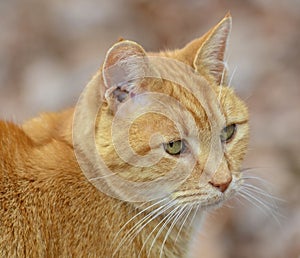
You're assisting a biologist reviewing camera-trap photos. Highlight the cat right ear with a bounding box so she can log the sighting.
[193,14,232,85]
[180,14,231,86]
[102,40,148,113]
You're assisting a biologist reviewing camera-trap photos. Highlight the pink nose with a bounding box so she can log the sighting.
[209,174,232,193]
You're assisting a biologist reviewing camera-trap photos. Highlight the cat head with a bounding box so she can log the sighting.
[73,14,249,208]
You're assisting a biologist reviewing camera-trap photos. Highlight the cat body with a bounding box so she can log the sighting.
[0,111,187,257]
[0,14,249,257]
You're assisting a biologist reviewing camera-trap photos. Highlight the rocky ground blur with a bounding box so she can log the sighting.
[0,0,299,257]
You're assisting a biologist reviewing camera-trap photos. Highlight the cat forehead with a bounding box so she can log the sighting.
[126,97,219,147]
[145,79,229,125]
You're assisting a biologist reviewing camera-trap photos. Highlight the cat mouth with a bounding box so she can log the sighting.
[173,188,236,209]
[174,194,226,209]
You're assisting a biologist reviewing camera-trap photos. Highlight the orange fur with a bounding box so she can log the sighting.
[0,14,249,257]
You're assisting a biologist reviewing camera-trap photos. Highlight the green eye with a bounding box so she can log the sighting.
[163,140,186,155]
[220,124,236,143]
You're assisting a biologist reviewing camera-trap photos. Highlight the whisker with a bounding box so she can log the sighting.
[238,189,281,225]
[237,169,284,227]
[228,65,237,88]
[223,201,235,209]
[241,183,284,202]
[240,169,276,189]
[127,201,174,244]
[146,205,181,258]
[240,186,283,220]
[238,191,269,216]
[241,167,267,172]
[187,203,201,230]
[241,175,274,187]
[174,204,193,245]
[113,199,172,256]
[218,72,226,102]
[157,207,183,258]
[240,188,276,210]
[112,198,167,244]
[232,194,249,207]
[159,205,188,258]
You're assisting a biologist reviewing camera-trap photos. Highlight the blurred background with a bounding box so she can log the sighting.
[0,0,299,257]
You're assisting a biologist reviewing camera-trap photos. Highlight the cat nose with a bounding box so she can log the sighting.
[209,172,232,193]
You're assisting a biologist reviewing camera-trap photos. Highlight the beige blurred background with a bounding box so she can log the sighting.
[0,0,299,257]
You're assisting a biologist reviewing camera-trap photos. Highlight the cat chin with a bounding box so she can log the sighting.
[183,198,225,211]
[202,198,228,211]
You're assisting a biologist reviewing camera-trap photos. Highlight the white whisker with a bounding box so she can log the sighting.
[238,189,281,226]
[174,204,193,245]
[159,205,187,258]
[127,201,174,244]
[218,69,226,102]
[242,183,284,202]
[232,194,248,207]
[238,191,269,215]
[240,186,283,222]
[146,205,181,258]
[241,175,274,187]
[187,203,201,230]
[240,188,276,211]
[113,199,172,256]
[113,198,167,244]
[228,65,237,88]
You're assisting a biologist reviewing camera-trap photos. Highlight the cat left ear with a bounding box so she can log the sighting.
[193,14,232,85]
[102,40,148,112]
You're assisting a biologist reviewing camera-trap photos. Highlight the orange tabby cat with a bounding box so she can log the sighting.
[0,14,249,257]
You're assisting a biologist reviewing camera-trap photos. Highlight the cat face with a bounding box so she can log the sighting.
[74,14,249,208]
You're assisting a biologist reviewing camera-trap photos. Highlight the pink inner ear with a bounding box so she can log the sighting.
[102,43,148,91]
[104,42,145,69]
[102,41,149,114]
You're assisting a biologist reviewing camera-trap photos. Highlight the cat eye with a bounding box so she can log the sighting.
[220,124,236,143]
[163,140,186,155]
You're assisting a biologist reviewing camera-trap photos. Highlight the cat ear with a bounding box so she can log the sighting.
[193,14,232,85]
[102,40,148,112]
